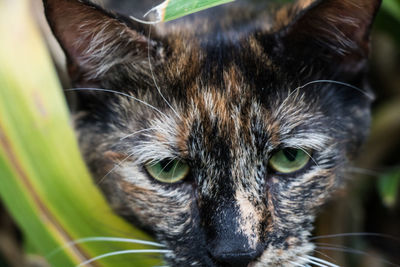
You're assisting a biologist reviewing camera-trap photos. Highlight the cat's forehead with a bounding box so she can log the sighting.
[188,87,327,142]
[133,79,330,168]
[159,33,276,110]
[163,31,274,81]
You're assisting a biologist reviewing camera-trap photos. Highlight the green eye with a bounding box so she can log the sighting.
[145,159,189,183]
[269,148,311,174]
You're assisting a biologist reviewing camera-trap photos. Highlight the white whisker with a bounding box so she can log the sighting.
[289,260,307,267]
[65,88,165,116]
[306,255,340,267]
[293,79,374,100]
[315,246,399,266]
[97,151,135,185]
[171,158,182,178]
[316,246,365,255]
[147,27,180,118]
[293,145,319,167]
[136,140,177,147]
[156,157,178,178]
[120,127,161,141]
[47,237,164,258]
[346,166,380,177]
[314,242,351,248]
[299,256,328,267]
[310,232,399,241]
[70,237,164,247]
[311,250,337,264]
[77,249,172,266]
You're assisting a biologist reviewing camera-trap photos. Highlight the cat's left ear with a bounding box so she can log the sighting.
[274,0,381,74]
[43,0,162,83]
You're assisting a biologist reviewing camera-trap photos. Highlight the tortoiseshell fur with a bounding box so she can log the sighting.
[44,0,381,265]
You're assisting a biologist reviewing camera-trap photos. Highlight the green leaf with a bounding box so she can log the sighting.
[147,0,235,22]
[382,0,400,23]
[378,168,400,208]
[0,1,163,266]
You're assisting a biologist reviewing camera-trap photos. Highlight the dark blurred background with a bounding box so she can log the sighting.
[313,3,400,265]
[0,0,399,266]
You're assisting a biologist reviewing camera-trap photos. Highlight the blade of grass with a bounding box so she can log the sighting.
[0,1,161,266]
[378,168,400,208]
[146,0,234,22]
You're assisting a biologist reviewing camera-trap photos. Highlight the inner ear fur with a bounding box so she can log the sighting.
[277,0,381,70]
[43,0,160,83]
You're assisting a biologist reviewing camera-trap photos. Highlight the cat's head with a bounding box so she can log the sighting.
[44,0,380,266]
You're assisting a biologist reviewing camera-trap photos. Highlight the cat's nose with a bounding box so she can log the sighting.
[209,246,261,267]
[203,200,263,266]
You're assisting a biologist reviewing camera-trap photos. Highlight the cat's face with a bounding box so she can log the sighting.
[44,0,380,266]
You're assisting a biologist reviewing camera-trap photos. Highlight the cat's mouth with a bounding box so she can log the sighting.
[162,235,315,267]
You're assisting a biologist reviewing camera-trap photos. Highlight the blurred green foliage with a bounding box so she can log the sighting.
[378,169,400,207]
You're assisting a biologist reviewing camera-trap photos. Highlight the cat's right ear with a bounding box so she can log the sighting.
[43,0,161,84]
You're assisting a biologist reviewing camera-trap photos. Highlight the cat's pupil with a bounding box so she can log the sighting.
[160,159,174,172]
[283,148,298,162]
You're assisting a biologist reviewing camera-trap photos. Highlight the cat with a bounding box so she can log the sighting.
[43,0,381,266]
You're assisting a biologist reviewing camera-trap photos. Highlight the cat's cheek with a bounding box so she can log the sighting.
[100,163,212,265]
[120,183,192,229]
[295,171,338,208]
[265,171,336,237]
[273,167,339,205]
